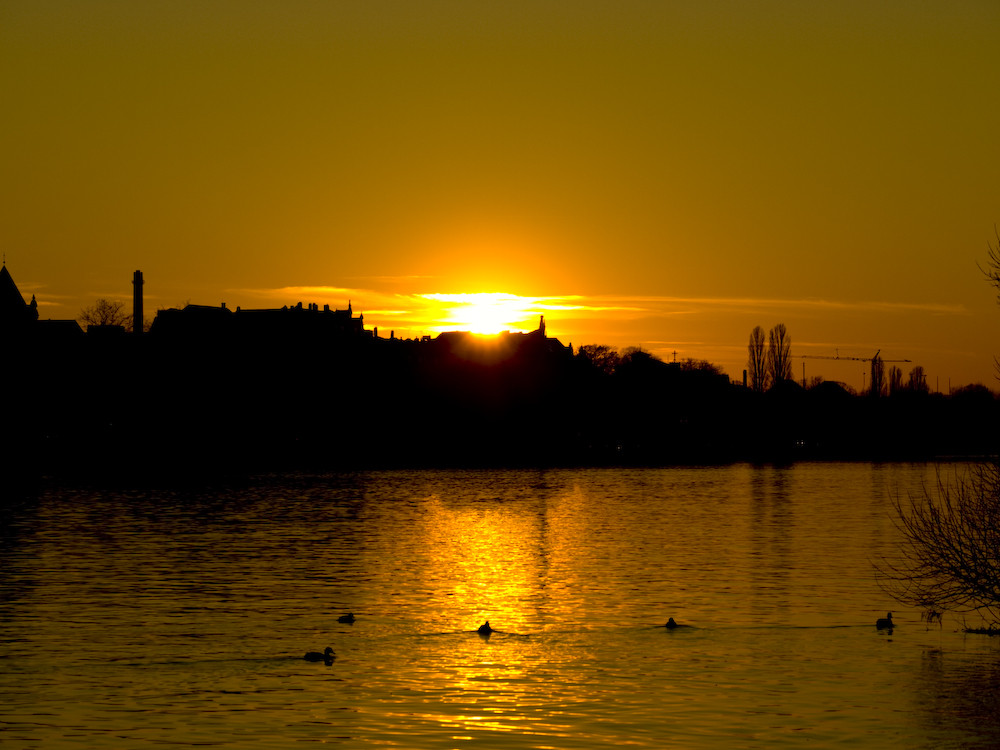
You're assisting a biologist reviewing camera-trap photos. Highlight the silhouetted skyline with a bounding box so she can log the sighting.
[3,262,997,485]
[3,2,1000,391]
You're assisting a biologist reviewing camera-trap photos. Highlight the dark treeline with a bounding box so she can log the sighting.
[4,312,998,485]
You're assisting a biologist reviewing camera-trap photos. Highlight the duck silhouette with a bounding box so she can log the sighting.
[478,621,494,635]
[338,613,355,624]
[304,647,335,662]
[663,617,691,630]
[875,612,894,629]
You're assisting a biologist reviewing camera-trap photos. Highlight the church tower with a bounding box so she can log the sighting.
[0,262,39,327]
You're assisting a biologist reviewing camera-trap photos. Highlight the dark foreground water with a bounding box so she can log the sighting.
[2,463,999,748]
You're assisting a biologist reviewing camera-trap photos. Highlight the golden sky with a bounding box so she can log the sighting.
[3,1,1000,390]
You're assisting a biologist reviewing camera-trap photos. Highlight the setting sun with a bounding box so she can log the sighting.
[421,293,541,335]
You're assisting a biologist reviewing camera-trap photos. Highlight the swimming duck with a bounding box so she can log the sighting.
[665,617,681,629]
[304,647,335,662]
[338,613,355,623]
[875,612,893,629]
[478,620,493,635]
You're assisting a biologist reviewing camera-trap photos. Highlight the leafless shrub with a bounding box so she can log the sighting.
[876,461,1000,629]
[80,298,132,329]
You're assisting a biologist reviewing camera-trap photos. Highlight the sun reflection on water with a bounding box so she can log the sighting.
[421,490,545,634]
[399,483,584,742]
[8,466,1000,748]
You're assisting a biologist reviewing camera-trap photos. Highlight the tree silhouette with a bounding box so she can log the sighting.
[620,346,661,367]
[982,225,1000,378]
[578,344,621,376]
[80,298,132,329]
[876,463,1000,628]
[870,355,886,397]
[888,365,903,394]
[979,225,1000,305]
[80,298,151,332]
[680,357,723,375]
[907,365,928,393]
[747,325,769,392]
[766,323,792,385]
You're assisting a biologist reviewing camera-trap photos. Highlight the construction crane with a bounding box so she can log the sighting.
[798,350,911,395]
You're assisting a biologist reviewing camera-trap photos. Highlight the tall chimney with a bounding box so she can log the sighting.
[132,270,144,334]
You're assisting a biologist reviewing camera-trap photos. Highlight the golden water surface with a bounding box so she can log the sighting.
[2,464,999,748]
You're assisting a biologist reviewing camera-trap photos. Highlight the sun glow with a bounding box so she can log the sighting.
[421,293,543,335]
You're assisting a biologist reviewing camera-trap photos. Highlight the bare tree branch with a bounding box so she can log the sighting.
[977,225,1000,306]
[875,462,1000,628]
[80,298,132,329]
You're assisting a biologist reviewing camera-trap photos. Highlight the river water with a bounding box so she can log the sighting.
[2,463,999,748]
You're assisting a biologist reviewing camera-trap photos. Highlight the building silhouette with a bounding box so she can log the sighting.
[149,299,367,343]
[0,263,39,327]
[0,262,84,343]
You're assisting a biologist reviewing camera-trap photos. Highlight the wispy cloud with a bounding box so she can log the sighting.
[220,287,969,337]
[346,275,438,284]
[24,289,76,312]
[226,285,358,301]
[573,295,970,317]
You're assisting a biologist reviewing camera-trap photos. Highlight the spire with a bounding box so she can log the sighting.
[0,264,37,323]
[1,264,25,305]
